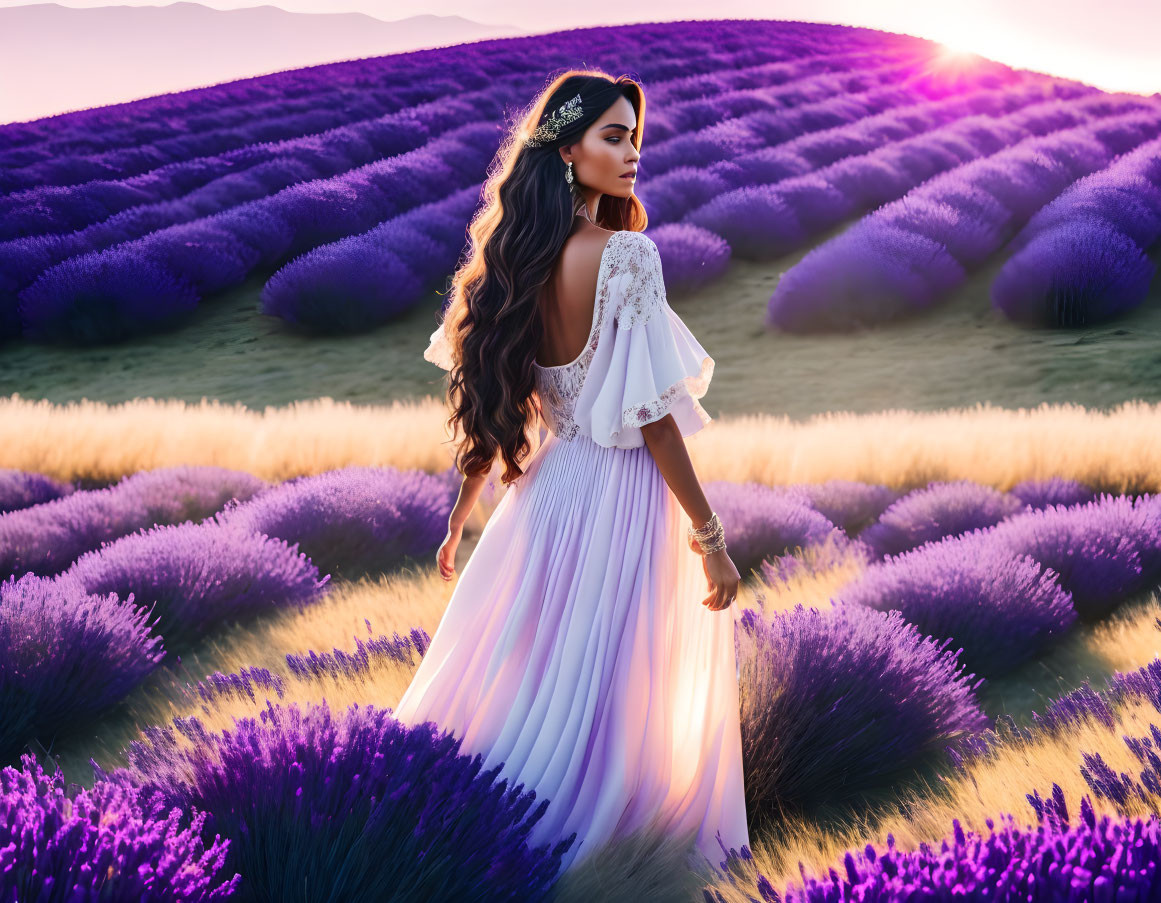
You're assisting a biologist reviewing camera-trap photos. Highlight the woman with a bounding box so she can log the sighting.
[393,69,750,876]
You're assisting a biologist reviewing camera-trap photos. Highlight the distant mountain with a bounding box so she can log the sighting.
[0,2,519,125]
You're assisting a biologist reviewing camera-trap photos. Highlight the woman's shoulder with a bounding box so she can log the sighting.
[570,224,654,255]
[555,224,618,279]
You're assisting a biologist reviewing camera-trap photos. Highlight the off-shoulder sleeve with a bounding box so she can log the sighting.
[424,320,455,371]
[575,232,714,449]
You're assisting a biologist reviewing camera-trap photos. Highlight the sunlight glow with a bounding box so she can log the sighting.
[935,39,983,61]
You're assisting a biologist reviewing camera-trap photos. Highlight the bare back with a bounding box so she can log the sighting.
[535,224,617,369]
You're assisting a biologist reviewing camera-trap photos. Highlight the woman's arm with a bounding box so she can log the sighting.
[449,470,489,531]
[437,468,488,581]
[640,414,713,527]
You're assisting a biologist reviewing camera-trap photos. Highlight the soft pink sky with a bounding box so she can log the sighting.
[14,0,1157,95]
[0,0,1156,124]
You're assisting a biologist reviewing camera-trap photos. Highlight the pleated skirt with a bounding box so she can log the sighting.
[392,428,750,874]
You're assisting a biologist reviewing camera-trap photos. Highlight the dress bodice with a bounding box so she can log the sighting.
[424,229,714,450]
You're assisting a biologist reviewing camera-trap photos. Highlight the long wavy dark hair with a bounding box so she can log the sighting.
[434,69,649,485]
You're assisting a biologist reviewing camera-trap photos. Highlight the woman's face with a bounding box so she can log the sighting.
[559,94,640,201]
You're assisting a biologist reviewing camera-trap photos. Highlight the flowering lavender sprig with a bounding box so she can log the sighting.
[0,752,239,900]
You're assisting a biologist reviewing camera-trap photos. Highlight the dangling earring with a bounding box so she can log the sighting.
[564,161,574,185]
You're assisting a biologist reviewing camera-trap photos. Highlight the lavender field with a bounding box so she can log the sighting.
[4,14,1161,902]
[1,394,1160,900]
[3,20,1161,413]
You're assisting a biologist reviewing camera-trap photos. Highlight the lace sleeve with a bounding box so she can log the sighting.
[575,233,714,448]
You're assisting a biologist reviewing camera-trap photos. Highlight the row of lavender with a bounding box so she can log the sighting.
[767,117,1161,331]
[276,72,1150,333]
[10,21,1159,344]
[5,461,1158,785]
[9,559,1161,900]
[0,462,1112,585]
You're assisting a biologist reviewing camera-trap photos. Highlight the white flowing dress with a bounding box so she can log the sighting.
[394,229,750,874]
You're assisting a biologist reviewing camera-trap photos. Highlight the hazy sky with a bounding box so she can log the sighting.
[4,0,1159,97]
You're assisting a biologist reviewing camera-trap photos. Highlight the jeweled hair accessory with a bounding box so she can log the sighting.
[525,93,584,147]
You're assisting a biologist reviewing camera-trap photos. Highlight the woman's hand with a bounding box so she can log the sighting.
[437,524,462,581]
[700,547,740,612]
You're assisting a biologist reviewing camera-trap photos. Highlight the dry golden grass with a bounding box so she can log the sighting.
[2,395,1159,494]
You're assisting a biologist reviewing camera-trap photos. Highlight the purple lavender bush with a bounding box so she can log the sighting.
[0,465,268,579]
[785,480,902,537]
[0,468,75,514]
[769,221,963,330]
[992,134,1161,326]
[213,465,452,580]
[857,479,1026,559]
[686,184,810,260]
[705,480,849,579]
[17,250,202,343]
[736,601,988,815]
[638,166,733,226]
[648,223,732,294]
[1008,476,1097,510]
[834,532,1077,676]
[0,572,165,763]
[259,206,457,333]
[992,217,1156,327]
[711,798,1161,903]
[120,699,574,902]
[64,520,329,649]
[987,493,1161,619]
[0,752,239,900]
